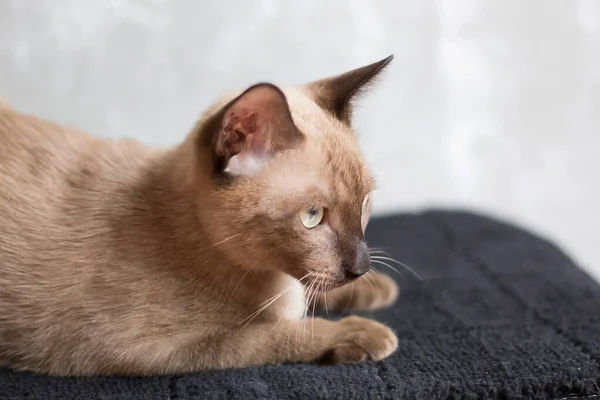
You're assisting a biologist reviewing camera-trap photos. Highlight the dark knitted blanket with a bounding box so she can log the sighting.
[1,211,599,400]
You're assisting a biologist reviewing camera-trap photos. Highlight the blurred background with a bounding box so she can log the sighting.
[0,1,598,280]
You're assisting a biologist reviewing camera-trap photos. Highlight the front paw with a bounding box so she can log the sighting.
[321,316,398,364]
[358,272,399,310]
[331,272,399,312]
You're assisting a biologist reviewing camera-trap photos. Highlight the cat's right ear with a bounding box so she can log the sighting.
[196,83,304,178]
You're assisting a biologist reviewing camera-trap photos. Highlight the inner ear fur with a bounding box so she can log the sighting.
[196,83,304,178]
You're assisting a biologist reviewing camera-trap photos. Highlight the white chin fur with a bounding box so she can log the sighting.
[271,275,307,320]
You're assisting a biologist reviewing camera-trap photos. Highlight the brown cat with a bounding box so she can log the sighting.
[0,56,399,377]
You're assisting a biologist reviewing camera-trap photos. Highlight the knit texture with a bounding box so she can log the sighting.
[1,211,599,400]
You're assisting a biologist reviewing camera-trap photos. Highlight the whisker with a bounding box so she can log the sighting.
[304,277,316,320]
[311,290,317,344]
[370,259,406,279]
[304,284,313,346]
[269,300,294,340]
[240,292,285,329]
[299,274,316,348]
[369,251,389,257]
[202,233,242,250]
[240,273,311,329]
[363,270,376,289]
[370,250,423,280]
[307,278,318,343]
[370,255,422,280]
[368,247,389,254]
[323,286,329,318]
[369,247,387,252]
[232,259,259,294]
[280,272,312,357]
[341,283,355,314]
[285,318,292,359]
[269,274,309,345]
[368,272,378,288]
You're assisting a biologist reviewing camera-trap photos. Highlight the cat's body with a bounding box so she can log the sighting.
[0,57,399,376]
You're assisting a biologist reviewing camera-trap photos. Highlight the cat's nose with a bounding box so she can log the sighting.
[343,240,371,280]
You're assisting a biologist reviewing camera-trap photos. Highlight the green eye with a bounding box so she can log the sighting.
[299,207,324,229]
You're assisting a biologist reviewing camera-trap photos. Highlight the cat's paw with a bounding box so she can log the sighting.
[355,272,399,311]
[323,272,399,312]
[321,316,398,363]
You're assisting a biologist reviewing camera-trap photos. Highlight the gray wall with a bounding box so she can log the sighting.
[1,0,599,279]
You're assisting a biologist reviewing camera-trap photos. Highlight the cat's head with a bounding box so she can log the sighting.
[193,56,392,291]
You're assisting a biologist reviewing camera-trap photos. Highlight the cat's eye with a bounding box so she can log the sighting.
[299,207,324,229]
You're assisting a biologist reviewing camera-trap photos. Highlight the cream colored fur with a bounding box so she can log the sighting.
[0,58,399,376]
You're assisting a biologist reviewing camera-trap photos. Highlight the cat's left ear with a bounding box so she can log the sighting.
[200,83,304,178]
[306,55,393,126]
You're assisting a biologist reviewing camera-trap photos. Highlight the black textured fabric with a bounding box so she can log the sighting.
[1,211,599,400]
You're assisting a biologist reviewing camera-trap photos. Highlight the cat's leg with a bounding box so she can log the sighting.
[171,315,398,372]
[39,315,397,376]
[311,271,399,313]
[81,277,398,376]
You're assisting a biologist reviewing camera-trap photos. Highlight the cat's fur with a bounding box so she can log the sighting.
[0,56,399,377]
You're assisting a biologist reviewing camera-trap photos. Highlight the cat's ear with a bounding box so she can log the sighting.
[306,55,393,126]
[200,83,304,177]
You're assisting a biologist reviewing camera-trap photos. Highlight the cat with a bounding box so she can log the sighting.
[0,56,399,377]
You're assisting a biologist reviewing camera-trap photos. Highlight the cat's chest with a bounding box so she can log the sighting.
[267,274,306,320]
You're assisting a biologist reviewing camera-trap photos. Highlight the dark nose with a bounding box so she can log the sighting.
[342,240,371,280]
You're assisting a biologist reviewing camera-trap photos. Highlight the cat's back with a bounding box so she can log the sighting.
[0,105,91,185]
[0,105,154,267]
[0,105,154,198]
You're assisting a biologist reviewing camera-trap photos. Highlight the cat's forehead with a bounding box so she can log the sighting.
[321,139,375,199]
[260,87,374,200]
[261,148,372,215]
[284,87,375,194]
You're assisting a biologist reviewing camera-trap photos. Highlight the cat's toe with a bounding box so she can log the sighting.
[320,316,398,363]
